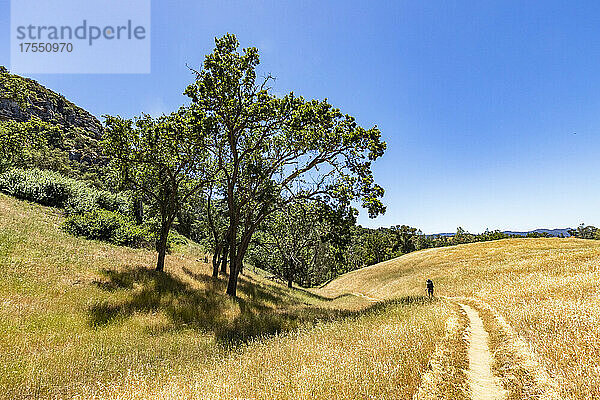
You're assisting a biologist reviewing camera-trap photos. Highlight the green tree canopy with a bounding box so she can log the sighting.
[0,117,60,173]
[103,108,212,271]
[185,34,386,296]
[250,201,355,288]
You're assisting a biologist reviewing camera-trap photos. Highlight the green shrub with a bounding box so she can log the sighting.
[0,168,175,249]
[0,168,130,215]
[62,209,152,248]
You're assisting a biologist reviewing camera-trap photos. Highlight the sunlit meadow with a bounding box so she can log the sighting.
[0,193,446,399]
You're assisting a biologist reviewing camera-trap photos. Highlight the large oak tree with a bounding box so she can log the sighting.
[186,34,386,296]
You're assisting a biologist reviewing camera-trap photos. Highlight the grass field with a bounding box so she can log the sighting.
[0,193,447,399]
[3,192,600,399]
[318,237,600,399]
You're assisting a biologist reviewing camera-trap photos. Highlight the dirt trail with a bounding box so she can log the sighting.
[460,303,507,400]
[351,292,379,302]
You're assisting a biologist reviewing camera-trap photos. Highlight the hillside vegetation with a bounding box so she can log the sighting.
[0,67,106,184]
[0,66,102,137]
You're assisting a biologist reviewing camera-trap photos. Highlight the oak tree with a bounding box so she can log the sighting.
[186,34,386,296]
[103,108,211,271]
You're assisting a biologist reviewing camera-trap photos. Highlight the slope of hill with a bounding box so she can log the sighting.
[0,193,447,399]
[318,237,600,399]
[3,189,599,399]
[0,68,104,169]
[0,67,102,137]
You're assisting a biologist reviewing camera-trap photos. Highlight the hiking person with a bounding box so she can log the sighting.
[426,279,434,298]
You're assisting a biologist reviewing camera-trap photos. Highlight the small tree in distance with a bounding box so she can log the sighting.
[568,223,598,239]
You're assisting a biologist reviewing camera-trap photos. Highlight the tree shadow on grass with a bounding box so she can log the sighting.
[90,267,436,345]
[91,268,229,332]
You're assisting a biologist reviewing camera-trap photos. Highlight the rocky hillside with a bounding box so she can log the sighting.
[0,66,105,167]
[0,66,103,137]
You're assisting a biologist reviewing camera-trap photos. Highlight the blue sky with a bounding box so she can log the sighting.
[2,0,600,233]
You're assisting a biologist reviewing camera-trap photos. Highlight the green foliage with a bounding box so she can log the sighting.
[452,226,475,244]
[569,223,598,239]
[357,228,397,266]
[390,225,422,254]
[0,66,90,121]
[185,34,386,296]
[0,117,108,187]
[477,229,512,241]
[62,209,152,247]
[0,117,52,172]
[1,68,108,187]
[0,166,154,249]
[249,202,355,287]
[0,65,29,108]
[0,168,130,215]
[103,108,211,271]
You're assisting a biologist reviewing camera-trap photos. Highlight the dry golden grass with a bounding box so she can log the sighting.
[0,193,448,399]
[76,298,447,400]
[7,188,600,399]
[414,301,469,400]
[459,297,561,400]
[318,238,600,399]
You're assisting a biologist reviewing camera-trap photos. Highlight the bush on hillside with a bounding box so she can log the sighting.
[62,209,152,248]
[0,168,180,249]
[0,168,130,215]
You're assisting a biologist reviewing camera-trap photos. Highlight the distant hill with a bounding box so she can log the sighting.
[502,228,571,237]
[431,228,572,237]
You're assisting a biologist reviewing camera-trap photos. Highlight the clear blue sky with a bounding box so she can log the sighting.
[2,0,600,233]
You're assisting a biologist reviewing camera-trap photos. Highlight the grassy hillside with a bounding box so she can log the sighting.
[0,193,446,399]
[319,237,600,400]
[5,189,599,399]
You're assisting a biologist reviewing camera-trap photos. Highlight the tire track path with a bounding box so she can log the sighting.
[459,303,507,400]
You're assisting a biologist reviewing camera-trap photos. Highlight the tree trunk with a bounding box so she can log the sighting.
[156,236,168,272]
[226,256,240,296]
[220,243,228,274]
[156,248,166,272]
[155,219,172,272]
[226,235,253,296]
[212,243,223,278]
[226,231,239,296]
[212,254,220,278]
[285,259,295,289]
[133,197,144,225]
